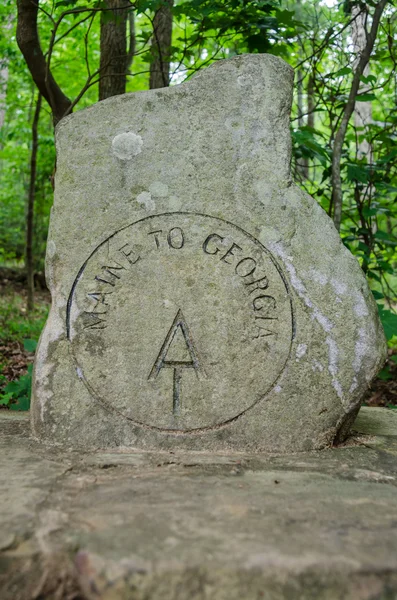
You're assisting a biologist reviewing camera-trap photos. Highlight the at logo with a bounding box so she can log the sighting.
[149,309,205,415]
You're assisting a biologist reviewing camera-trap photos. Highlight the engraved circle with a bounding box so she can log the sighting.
[67,212,294,432]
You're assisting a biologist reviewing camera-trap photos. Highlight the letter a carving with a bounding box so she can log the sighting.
[148,309,205,416]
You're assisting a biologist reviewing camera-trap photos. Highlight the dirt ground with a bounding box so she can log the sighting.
[365,350,397,407]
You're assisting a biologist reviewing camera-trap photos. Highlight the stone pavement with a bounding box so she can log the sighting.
[1,407,397,600]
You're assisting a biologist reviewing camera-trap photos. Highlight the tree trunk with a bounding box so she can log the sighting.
[331,0,387,232]
[16,0,71,124]
[295,0,308,179]
[297,69,304,129]
[26,93,41,313]
[352,5,373,161]
[149,0,174,89]
[306,73,315,179]
[307,74,315,130]
[99,0,129,101]
[0,16,13,132]
[296,68,309,179]
[127,11,136,70]
[0,61,9,133]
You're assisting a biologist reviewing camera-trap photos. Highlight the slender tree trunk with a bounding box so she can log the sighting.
[0,17,13,133]
[297,69,304,129]
[0,61,9,133]
[16,0,71,124]
[352,6,373,161]
[127,11,136,70]
[296,68,309,179]
[149,0,174,89]
[26,93,41,312]
[295,0,303,124]
[331,0,387,232]
[295,0,308,179]
[307,73,315,179]
[99,0,129,101]
[307,74,315,130]
[355,183,372,274]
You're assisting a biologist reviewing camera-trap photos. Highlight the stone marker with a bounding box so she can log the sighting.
[32,54,386,452]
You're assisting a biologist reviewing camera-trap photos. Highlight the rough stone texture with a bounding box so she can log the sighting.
[32,53,386,451]
[2,408,397,599]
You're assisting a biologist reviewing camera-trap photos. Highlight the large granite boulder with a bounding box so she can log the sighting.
[32,54,386,452]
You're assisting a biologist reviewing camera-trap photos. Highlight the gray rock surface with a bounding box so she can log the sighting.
[32,54,386,451]
[1,408,397,600]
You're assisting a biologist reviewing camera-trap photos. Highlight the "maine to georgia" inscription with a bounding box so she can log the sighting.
[67,212,294,431]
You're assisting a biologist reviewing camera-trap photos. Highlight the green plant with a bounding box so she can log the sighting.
[0,339,37,410]
[377,305,397,343]
[0,294,48,343]
[0,364,32,410]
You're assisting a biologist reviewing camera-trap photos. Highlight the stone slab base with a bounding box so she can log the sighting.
[1,408,397,600]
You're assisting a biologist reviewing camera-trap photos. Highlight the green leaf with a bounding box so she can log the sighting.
[333,66,352,77]
[362,208,377,217]
[346,163,369,183]
[3,369,32,411]
[377,305,397,341]
[362,206,391,218]
[378,148,397,164]
[0,393,13,406]
[360,74,376,85]
[357,241,369,253]
[23,338,37,353]
[378,367,393,381]
[368,270,382,283]
[4,380,22,394]
[357,93,376,102]
[371,290,384,300]
[373,231,397,246]
[55,0,81,7]
[374,230,393,241]
[9,394,30,411]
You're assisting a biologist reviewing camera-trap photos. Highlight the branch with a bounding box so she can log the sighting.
[331,0,388,232]
[16,0,72,124]
[295,11,363,70]
[127,10,136,69]
[149,0,174,89]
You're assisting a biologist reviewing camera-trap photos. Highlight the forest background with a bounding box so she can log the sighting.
[0,0,396,409]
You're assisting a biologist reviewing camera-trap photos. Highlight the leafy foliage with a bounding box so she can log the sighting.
[0,293,48,342]
[289,0,397,342]
[0,0,396,353]
[2,339,37,410]
[378,305,397,342]
[0,363,32,410]
[0,290,47,410]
